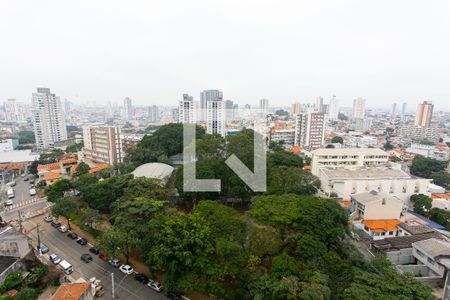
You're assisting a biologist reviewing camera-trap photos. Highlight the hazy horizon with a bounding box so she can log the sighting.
[1,0,450,110]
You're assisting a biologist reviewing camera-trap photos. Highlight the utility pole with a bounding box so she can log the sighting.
[37,223,41,255]
[111,272,115,299]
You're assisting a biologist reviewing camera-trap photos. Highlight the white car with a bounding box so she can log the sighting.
[5,199,13,206]
[119,264,134,275]
[29,188,36,196]
[58,226,68,233]
[147,280,163,292]
[49,254,62,264]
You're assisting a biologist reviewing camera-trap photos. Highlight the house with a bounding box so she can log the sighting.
[431,194,450,211]
[350,191,403,221]
[0,226,31,258]
[397,220,435,236]
[412,238,450,277]
[361,219,401,240]
[51,282,93,300]
[43,172,62,186]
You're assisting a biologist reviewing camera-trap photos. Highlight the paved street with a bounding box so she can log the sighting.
[25,217,167,300]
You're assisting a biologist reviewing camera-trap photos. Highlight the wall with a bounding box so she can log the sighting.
[386,248,414,265]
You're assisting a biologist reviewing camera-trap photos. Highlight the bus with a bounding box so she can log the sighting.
[59,260,73,275]
[7,188,14,199]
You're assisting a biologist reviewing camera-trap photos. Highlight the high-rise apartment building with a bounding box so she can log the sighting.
[224,100,234,121]
[200,90,222,121]
[290,102,302,115]
[259,98,269,115]
[123,97,133,120]
[4,99,28,122]
[391,103,397,116]
[315,97,324,113]
[352,97,366,119]
[415,101,434,127]
[148,105,159,123]
[327,96,339,120]
[32,88,67,150]
[206,98,225,136]
[401,102,407,116]
[82,125,123,164]
[294,112,326,149]
[178,94,196,124]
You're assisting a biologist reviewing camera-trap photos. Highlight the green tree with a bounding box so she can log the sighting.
[428,208,450,227]
[296,234,327,261]
[431,171,450,189]
[246,226,283,257]
[45,179,72,202]
[267,166,320,195]
[410,194,432,216]
[98,227,140,263]
[18,130,35,144]
[268,151,303,168]
[66,142,83,153]
[325,144,335,148]
[76,162,90,175]
[51,197,78,229]
[14,288,39,300]
[331,136,343,144]
[410,155,447,178]
[271,253,300,278]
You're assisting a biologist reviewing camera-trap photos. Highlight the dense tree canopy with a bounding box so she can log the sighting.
[410,155,448,179]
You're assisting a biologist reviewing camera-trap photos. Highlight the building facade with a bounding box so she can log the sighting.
[178,94,196,124]
[206,98,225,136]
[415,101,433,127]
[200,89,223,121]
[352,97,366,119]
[294,112,326,149]
[3,99,28,122]
[82,125,123,164]
[327,96,339,120]
[147,105,159,123]
[269,128,296,150]
[123,97,133,121]
[259,98,269,115]
[32,88,67,150]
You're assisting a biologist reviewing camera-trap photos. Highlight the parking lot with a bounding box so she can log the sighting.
[25,217,168,300]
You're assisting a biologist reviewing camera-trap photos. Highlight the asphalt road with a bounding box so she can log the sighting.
[26,218,167,300]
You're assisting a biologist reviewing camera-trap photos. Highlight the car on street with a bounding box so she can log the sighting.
[21,173,26,178]
[49,254,62,264]
[77,238,87,245]
[108,259,121,268]
[29,188,36,196]
[51,220,61,228]
[58,226,68,233]
[67,232,78,239]
[7,181,16,187]
[148,280,163,292]
[44,215,53,222]
[24,176,29,181]
[39,243,49,254]
[89,247,100,255]
[119,264,134,275]
[134,273,149,284]
[80,253,93,263]
[5,199,13,206]
[29,179,35,184]
[165,291,181,300]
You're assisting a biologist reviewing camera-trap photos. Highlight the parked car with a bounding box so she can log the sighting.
[29,188,36,196]
[165,291,181,300]
[77,238,87,245]
[44,215,53,222]
[80,253,93,263]
[58,226,68,233]
[39,243,49,254]
[89,247,100,255]
[23,176,29,181]
[5,199,13,206]
[29,179,35,184]
[7,181,16,187]
[119,264,134,275]
[49,254,61,264]
[21,173,26,178]
[148,280,163,292]
[108,259,121,268]
[51,220,61,228]
[67,232,78,239]
[134,273,149,284]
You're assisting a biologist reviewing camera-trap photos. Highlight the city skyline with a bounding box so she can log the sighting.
[1,1,450,110]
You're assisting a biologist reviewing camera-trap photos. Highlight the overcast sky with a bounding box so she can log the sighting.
[1,0,450,110]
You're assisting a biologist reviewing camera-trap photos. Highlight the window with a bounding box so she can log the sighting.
[416,250,425,257]
[427,257,435,265]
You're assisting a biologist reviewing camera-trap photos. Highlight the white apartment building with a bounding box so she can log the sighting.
[327,96,339,120]
[82,125,123,164]
[269,128,296,150]
[123,97,133,120]
[178,94,196,124]
[259,98,269,115]
[4,99,29,122]
[396,125,438,142]
[294,112,326,149]
[412,239,450,278]
[206,98,225,136]
[350,191,404,221]
[318,165,431,203]
[405,143,449,161]
[32,88,67,150]
[352,97,366,119]
[311,148,389,175]
[200,90,223,122]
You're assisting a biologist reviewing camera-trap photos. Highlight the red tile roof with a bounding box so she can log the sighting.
[51,282,91,300]
[37,163,60,171]
[60,158,77,165]
[431,194,450,200]
[362,219,401,233]
[44,172,61,181]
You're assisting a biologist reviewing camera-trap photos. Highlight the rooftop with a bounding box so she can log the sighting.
[321,167,412,180]
[397,222,434,235]
[312,148,388,156]
[44,172,62,181]
[413,238,450,259]
[362,219,401,233]
[51,282,91,300]
[352,191,402,204]
[38,163,60,171]
[372,232,443,252]
[132,162,174,181]
[0,256,19,274]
